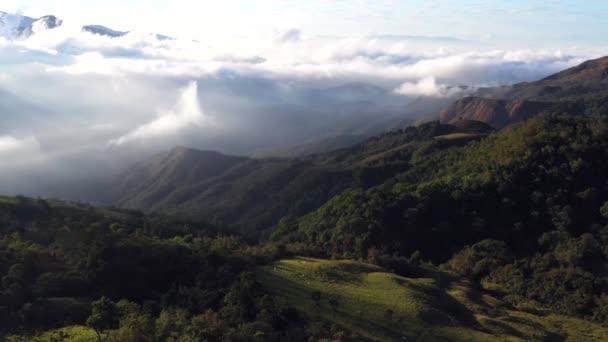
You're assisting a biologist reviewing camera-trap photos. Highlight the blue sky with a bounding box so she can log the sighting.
[4,0,608,47]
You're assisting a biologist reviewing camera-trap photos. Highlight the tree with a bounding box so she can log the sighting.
[86,297,119,342]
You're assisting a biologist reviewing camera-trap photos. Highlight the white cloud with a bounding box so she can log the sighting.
[0,135,44,167]
[394,77,460,97]
[0,135,39,153]
[0,11,607,198]
[109,81,214,145]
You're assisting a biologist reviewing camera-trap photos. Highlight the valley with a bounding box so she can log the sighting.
[2,11,608,339]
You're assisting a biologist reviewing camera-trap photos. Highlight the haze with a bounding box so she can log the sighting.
[1,1,607,197]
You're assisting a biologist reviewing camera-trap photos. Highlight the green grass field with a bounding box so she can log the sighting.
[6,326,98,342]
[256,257,608,341]
[0,195,17,204]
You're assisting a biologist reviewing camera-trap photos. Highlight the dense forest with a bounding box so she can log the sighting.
[281,114,608,321]
[0,197,344,341]
[4,56,608,341]
[3,113,608,341]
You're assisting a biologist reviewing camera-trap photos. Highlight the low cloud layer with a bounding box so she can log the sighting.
[394,77,463,97]
[0,10,606,197]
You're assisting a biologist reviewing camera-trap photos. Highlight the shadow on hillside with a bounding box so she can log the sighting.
[394,278,481,329]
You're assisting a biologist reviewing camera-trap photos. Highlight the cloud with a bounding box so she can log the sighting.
[394,77,462,97]
[0,135,44,168]
[0,135,39,153]
[109,81,213,145]
[0,10,607,198]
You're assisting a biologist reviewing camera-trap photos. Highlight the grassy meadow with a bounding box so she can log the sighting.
[256,257,608,341]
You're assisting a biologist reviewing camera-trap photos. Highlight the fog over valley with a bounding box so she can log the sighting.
[0,9,604,198]
[5,2,608,341]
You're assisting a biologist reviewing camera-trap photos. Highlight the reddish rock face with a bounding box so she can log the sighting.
[439,97,552,129]
[439,56,608,129]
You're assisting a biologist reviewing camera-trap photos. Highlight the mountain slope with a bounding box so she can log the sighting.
[0,12,62,38]
[439,97,553,129]
[114,147,249,210]
[252,134,368,158]
[438,56,608,128]
[503,56,608,101]
[81,24,128,38]
[281,114,608,323]
[110,121,490,235]
[258,257,608,341]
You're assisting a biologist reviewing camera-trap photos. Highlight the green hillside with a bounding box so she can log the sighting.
[111,120,489,237]
[257,257,608,341]
[5,56,608,341]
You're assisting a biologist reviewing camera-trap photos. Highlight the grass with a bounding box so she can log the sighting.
[0,195,17,204]
[256,257,608,342]
[433,133,480,141]
[6,326,97,342]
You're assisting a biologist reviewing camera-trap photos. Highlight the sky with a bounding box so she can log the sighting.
[4,0,608,47]
[0,1,607,197]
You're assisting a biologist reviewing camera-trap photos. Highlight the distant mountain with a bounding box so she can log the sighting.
[113,147,249,210]
[82,24,128,38]
[438,56,608,128]
[81,24,174,40]
[501,56,608,101]
[0,10,173,40]
[0,12,62,38]
[106,121,490,235]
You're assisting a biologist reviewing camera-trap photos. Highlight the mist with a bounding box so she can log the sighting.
[0,10,604,198]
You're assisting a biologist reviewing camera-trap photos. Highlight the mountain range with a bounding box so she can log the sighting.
[101,119,493,237]
[0,11,172,39]
[3,42,608,340]
[81,56,607,235]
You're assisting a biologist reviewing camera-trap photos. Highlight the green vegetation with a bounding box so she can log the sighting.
[258,257,608,341]
[0,195,356,341]
[6,325,98,342]
[6,52,608,342]
[273,114,608,323]
[433,132,480,140]
[113,120,491,238]
[7,113,608,341]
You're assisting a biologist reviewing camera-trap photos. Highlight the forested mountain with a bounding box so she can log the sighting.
[286,114,608,320]
[108,56,608,230]
[4,56,608,341]
[109,121,492,237]
[5,113,608,341]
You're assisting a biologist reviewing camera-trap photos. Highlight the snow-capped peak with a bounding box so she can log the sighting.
[0,10,174,41]
[0,12,62,39]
